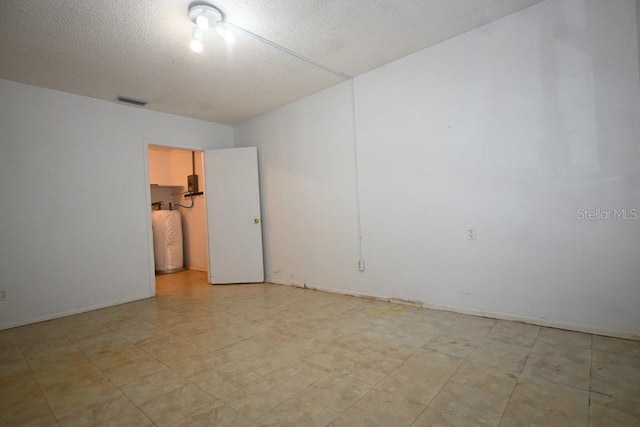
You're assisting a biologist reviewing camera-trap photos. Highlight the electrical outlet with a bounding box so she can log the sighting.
[0,289,6,301]
[358,259,365,272]
[467,228,477,240]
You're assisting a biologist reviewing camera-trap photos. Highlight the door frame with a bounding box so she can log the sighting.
[142,138,210,296]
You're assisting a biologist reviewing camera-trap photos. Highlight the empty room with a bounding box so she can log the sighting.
[1,0,639,426]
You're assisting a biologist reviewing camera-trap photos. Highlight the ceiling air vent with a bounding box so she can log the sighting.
[117,95,148,107]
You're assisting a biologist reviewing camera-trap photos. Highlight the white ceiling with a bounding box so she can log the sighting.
[0,0,543,125]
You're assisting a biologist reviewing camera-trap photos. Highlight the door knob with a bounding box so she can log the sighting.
[254,218,260,224]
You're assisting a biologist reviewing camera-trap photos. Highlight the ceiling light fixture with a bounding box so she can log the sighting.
[188,3,234,52]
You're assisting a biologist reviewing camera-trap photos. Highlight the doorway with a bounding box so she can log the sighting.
[144,144,265,295]
[147,145,209,278]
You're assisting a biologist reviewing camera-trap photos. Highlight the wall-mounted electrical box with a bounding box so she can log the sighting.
[188,174,199,193]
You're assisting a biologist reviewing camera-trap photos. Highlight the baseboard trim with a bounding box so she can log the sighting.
[266,281,639,341]
[265,277,305,288]
[418,301,640,341]
[304,283,391,302]
[6,281,637,341]
[0,293,153,331]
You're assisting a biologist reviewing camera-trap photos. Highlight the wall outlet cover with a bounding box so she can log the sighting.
[467,228,477,240]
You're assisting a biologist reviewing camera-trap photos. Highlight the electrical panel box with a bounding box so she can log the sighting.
[188,174,199,193]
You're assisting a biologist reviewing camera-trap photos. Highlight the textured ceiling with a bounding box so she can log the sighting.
[0,0,543,124]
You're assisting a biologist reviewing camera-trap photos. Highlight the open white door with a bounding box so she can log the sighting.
[204,147,264,284]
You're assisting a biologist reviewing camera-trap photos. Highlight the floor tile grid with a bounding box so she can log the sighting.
[25,318,162,426]
[498,324,540,425]
[107,307,291,425]
[403,351,467,426]
[2,271,640,426]
[490,327,592,426]
[81,329,190,427]
[263,339,422,424]
[2,333,59,426]
[201,301,390,422]
[9,337,102,425]
[117,314,258,425]
[0,308,564,424]
[122,280,382,424]
[491,340,533,427]
[207,313,551,427]
[6,288,232,424]
[406,325,534,426]
[26,341,64,425]
[318,309,458,425]
[210,285,436,423]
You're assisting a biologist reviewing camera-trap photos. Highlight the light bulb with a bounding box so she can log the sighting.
[216,22,235,44]
[196,14,209,30]
[190,27,204,53]
[190,38,203,53]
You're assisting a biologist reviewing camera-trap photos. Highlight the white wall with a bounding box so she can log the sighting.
[0,79,233,329]
[236,83,362,290]
[236,0,640,338]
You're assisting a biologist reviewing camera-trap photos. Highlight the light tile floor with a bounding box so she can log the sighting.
[1,270,639,426]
